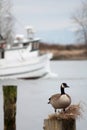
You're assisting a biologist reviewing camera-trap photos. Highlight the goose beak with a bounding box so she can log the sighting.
[66,85,70,88]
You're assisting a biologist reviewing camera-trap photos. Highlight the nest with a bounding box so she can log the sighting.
[48,104,83,120]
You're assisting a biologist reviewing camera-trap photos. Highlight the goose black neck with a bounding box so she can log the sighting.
[61,87,65,94]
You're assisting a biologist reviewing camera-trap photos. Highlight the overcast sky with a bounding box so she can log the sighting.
[13,0,82,43]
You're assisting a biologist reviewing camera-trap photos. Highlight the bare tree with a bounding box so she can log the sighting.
[72,1,87,45]
[0,1,3,35]
[0,0,14,45]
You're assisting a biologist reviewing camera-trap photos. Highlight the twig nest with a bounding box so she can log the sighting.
[48,104,83,120]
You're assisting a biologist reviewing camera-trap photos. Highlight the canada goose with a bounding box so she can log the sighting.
[48,83,71,113]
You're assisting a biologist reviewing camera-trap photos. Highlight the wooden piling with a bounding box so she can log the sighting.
[3,85,17,130]
[43,104,82,130]
[43,118,76,130]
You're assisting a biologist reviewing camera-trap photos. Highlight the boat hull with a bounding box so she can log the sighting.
[0,54,51,79]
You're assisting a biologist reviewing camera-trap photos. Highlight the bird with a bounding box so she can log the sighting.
[48,83,71,113]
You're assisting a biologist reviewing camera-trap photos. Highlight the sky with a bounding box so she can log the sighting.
[13,0,82,44]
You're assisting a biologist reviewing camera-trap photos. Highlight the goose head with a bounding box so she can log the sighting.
[60,83,70,95]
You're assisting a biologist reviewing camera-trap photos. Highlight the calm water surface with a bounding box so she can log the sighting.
[0,60,87,130]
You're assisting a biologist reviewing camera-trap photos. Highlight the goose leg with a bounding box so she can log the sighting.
[63,108,65,112]
[55,109,56,113]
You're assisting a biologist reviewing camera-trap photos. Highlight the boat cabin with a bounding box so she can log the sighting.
[0,26,40,60]
[13,26,40,52]
[13,36,40,51]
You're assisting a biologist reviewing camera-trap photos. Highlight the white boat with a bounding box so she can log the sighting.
[0,27,56,79]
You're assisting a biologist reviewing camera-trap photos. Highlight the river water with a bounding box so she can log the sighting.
[0,60,87,130]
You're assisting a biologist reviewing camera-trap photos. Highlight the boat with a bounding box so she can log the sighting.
[0,27,56,79]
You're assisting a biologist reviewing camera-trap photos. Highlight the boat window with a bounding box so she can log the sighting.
[12,43,18,47]
[23,42,29,47]
[32,42,39,51]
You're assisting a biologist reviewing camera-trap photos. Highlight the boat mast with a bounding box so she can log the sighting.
[26,26,34,40]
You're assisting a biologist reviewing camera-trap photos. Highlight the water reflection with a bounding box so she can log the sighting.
[3,85,17,130]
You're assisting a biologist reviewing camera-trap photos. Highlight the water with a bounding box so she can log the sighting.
[0,60,87,130]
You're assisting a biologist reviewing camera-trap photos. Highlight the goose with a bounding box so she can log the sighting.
[48,83,71,113]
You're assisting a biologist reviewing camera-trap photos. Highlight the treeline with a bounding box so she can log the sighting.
[39,42,87,51]
[39,42,87,60]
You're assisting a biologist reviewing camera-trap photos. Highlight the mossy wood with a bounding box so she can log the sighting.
[3,85,17,130]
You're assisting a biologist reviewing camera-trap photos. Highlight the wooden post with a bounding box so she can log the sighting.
[43,118,76,130]
[3,85,17,130]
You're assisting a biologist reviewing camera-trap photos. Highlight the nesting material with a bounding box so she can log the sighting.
[48,104,82,120]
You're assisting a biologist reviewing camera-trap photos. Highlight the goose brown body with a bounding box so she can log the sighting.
[48,83,71,112]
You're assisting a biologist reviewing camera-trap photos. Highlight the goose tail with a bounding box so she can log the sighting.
[48,98,51,104]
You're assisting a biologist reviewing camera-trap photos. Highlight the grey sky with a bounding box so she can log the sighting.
[13,0,82,43]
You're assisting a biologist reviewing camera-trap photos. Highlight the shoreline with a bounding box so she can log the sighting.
[39,43,87,60]
[50,49,87,60]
